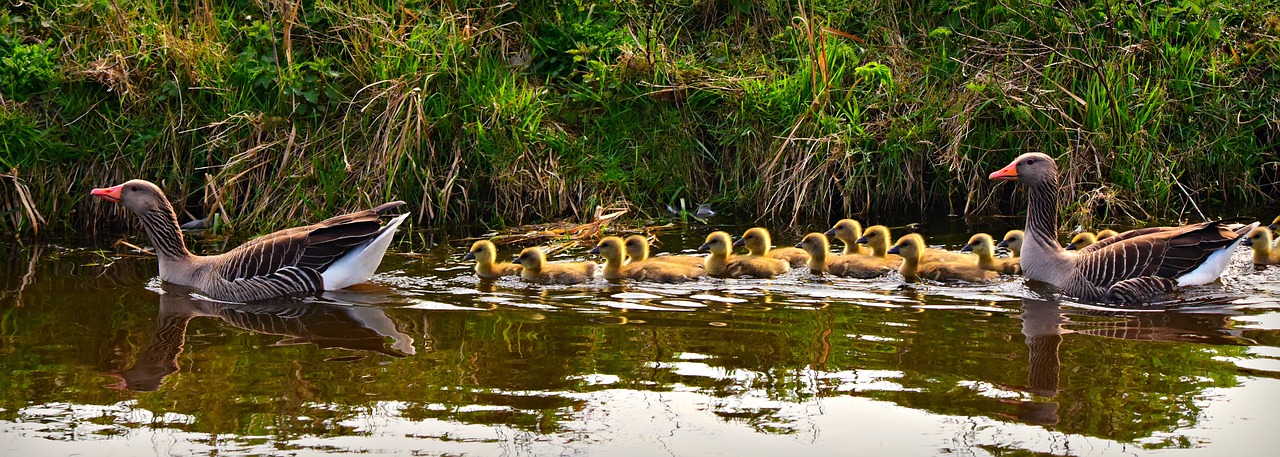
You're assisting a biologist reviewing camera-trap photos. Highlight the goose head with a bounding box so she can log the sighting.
[512,247,546,271]
[623,235,650,262]
[1065,232,1097,251]
[464,240,498,263]
[91,179,170,215]
[824,219,864,241]
[733,227,772,255]
[887,233,925,262]
[960,233,995,257]
[588,236,627,263]
[699,231,733,256]
[989,153,1058,186]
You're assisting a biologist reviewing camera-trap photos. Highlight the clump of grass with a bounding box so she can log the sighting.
[0,0,1277,237]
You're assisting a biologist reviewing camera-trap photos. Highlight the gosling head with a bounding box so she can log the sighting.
[1244,226,1273,249]
[856,225,892,249]
[795,232,830,255]
[1270,216,1280,232]
[699,231,733,255]
[960,233,994,257]
[588,236,627,262]
[623,235,650,261]
[887,233,925,261]
[824,219,864,241]
[512,247,547,270]
[996,230,1023,250]
[464,240,498,263]
[733,227,772,255]
[1065,232,1097,251]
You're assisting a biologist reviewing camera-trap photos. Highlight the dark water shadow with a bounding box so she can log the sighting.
[109,284,415,392]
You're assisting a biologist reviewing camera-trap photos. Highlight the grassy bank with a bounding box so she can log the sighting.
[1,0,1277,237]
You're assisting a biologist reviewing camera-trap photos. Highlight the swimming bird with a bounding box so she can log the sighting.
[623,235,704,267]
[990,152,1254,303]
[590,236,704,282]
[90,179,408,302]
[511,247,597,284]
[996,230,1024,258]
[857,225,969,264]
[889,234,999,282]
[734,227,809,267]
[794,233,893,278]
[960,233,1022,274]
[463,240,521,279]
[1243,227,1280,265]
[824,219,868,255]
[1065,232,1098,251]
[699,231,789,278]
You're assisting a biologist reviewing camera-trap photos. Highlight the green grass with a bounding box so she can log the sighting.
[0,0,1277,236]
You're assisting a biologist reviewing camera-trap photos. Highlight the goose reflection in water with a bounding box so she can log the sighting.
[110,285,415,392]
[1009,286,1245,426]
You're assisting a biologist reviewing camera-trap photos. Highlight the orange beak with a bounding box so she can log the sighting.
[989,161,1019,181]
[91,184,124,203]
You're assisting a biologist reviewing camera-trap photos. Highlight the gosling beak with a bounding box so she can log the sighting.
[1269,224,1278,232]
[731,238,746,248]
[960,244,973,253]
[887,246,901,255]
[1243,238,1254,247]
[462,252,476,261]
[1065,243,1078,251]
[823,228,837,236]
[511,256,523,265]
[90,184,124,203]
[698,243,711,252]
[794,241,804,249]
[995,240,1009,248]
[989,161,1019,180]
[587,246,601,255]
[855,236,869,244]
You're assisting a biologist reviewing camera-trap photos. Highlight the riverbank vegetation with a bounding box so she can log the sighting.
[1,0,1277,236]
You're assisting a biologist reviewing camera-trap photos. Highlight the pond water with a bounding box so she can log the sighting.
[2,223,1280,456]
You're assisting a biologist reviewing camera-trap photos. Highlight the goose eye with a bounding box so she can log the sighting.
[129,185,138,191]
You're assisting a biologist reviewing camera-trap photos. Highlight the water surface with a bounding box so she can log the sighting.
[2,226,1279,456]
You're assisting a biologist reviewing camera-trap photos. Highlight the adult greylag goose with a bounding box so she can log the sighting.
[824,219,868,255]
[794,233,893,278]
[960,233,1022,274]
[1065,232,1098,251]
[996,230,1024,258]
[623,235,704,267]
[1242,227,1280,265]
[733,227,809,267]
[590,237,704,282]
[699,231,789,278]
[857,225,968,264]
[990,153,1255,303]
[511,247,597,284]
[90,179,409,302]
[463,240,521,279]
[889,234,999,282]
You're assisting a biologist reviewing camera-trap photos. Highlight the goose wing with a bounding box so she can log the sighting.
[215,202,405,281]
[1076,221,1245,286]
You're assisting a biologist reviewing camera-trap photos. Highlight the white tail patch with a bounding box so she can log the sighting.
[322,213,409,290]
[1177,222,1258,286]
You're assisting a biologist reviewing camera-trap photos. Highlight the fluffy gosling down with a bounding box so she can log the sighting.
[1243,227,1280,265]
[624,235,704,267]
[590,237,705,283]
[889,234,999,283]
[700,231,789,278]
[463,240,522,279]
[734,227,809,267]
[960,233,1021,275]
[854,225,904,264]
[795,233,893,278]
[512,247,597,285]
[824,219,868,255]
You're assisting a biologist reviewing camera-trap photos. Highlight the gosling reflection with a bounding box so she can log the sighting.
[112,286,414,391]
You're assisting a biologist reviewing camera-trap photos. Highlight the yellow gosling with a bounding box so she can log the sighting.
[889,234,999,283]
[1270,215,1280,231]
[960,233,1021,275]
[463,240,522,279]
[795,233,893,278]
[623,235,704,267]
[996,230,1024,258]
[1244,227,1280,265]
[590,237,704,283]
[1097,229,1120,239]
[856,225,968,263]
[699,231,789,278]
[824,219,868,255]
[733,227,809,267]
[1065,232,1097,251]
[512,247,597,285]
